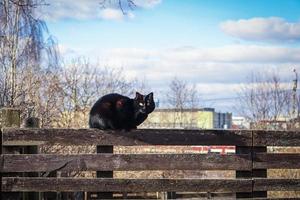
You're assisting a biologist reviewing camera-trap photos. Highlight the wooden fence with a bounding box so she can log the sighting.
[1,128,300,199]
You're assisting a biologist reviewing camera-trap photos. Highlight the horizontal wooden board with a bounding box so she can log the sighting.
[2,178,252,192]
[252,197,299,200]
[253,130,300,146]
[1,153,252,172]
[253,153,300,169]
[2,128,252,146]
[253,178,300,191]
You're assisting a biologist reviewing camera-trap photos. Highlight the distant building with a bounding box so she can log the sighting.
[213,111,232,129]
[250,116,299,130]
[232,116,250,129]
[141,108,232,129]
[232,115,300,130]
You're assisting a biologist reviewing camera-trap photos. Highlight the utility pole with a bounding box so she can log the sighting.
[293,69,298,117]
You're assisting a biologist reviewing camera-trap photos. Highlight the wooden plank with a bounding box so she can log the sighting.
[96,145,114,199]
[175,192,235,199]
[1,108,23,200]
[253,178,300,191]
[253,199,300,200]
[2,128,252,146]
[254,153,300,169]
[2,178,253,192]
[253,130,300,146]
[1,153,252,172]
[235,146,253,198]
[0,108,21,128]
[252,147,267,198]
[23,117,40,200]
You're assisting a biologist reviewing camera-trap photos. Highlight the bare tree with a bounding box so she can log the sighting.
[167,77,199,109]
[0,0,60,123]
[53,57,146,128]
[166,77,200,128]
[36,69,63,127]
[100,0,137,15]
[236,71,299,130]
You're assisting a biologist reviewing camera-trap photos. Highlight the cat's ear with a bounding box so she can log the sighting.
[147,92,154,99]
[135,92,143,100]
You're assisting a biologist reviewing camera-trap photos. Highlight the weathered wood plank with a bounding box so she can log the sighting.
[251,147,267,198]
[253,130,300,146]
[0,108,21,128]
[0,129,2,197]
[96,145,114,199]
[254,153,300,169]
[1,108,23,200]
[2,128,252,146]
[1,153,252,172]
[252,197,299,200]
[2,178,252,192]
[235,146,253,198]
[23,117,40,200]
[253,178,300,191]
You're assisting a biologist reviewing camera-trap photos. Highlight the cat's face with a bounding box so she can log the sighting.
[134,92,155,114]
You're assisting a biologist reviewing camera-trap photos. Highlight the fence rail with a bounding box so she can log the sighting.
[1,128,300,199]
[1,153,252,172]
[2,177,300,192]
[2,128,253,146]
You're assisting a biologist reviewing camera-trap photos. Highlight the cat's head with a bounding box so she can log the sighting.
[134,92,155,114]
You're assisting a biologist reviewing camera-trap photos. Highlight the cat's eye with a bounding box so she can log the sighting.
[139,103,144,106]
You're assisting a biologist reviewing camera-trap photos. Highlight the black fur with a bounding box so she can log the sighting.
[89,92,155,130]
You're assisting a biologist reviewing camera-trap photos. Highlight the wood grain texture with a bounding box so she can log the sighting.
[2,128,252,146]
[1,153,252,172]
[251,197,299,200]
[253,130,300,146]
[253,178,300,191]
[253,153,300,169]
[2,178,252,192]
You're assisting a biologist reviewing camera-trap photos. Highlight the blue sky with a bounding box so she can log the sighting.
[46,0,300,48]
[41,0,300,114]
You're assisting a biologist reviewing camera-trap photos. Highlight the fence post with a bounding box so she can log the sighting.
[0,107,22,200]
[96,145,113,199]
[38,120,58,200]
[236,146,253,198]
[252,146,267,198]
[236,131,267,198]
[167,192,176,199]
[23,117,40,200]
[0,107,21,128]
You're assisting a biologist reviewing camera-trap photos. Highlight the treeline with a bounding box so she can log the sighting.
[0,0,145,128]
[236,71,300,130]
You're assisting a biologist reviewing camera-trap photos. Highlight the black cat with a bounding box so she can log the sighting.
[89,92,155,130]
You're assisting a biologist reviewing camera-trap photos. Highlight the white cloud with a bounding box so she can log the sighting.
[99,8,125,21]
[133,0,162,8]
[64,44,299,111]
[96,46,299,93]
[40,0,99,21]
[74,45,296,94]
[99,45,300,66]
[196,83,241,96]
[57,44,84,57]
[168,45,300,63]
[39,0,160,21]
[220,17,300,42]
